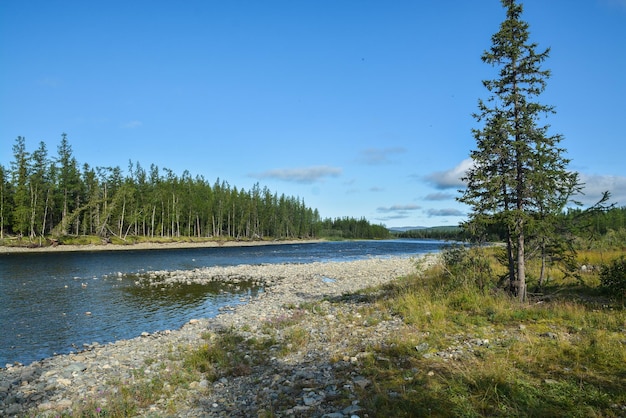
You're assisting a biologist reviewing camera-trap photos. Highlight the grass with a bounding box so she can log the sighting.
[58,247,625,417]
[353,253,626,417]
[65,347,203,417]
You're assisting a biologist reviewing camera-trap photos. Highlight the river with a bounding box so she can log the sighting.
[0,239,447,366]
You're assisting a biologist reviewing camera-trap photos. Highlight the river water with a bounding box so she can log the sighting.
[0,239,446,366]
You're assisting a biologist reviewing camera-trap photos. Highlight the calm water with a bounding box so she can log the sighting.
[0,239,446,366]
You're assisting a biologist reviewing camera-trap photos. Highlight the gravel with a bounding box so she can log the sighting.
[0,254,437,417]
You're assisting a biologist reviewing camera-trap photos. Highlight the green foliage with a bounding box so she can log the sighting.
[459,0,581,301]
[394,226,466,240]
[317,216,390,239]
[441,245,496,292]
[565,205,626,237]
[10,136,30,236]
[0,135,379,242]
[0,164,10,239]
[599,257,626,300]
[183,329,266,381]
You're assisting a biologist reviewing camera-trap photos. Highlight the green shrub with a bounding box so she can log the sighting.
[599,256,626,299]
[441,245,495,291]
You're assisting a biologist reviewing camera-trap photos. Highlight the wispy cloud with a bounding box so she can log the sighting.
[377,204,421,213]
[254,165,342,184]
[424,192,455,201]
[357,147,406,165]
[579,173,626,206]
[425,158,473,189]
[427,208,465,217]
[122,120,143,129]
[369,186,385,192]
[374,204,421,222]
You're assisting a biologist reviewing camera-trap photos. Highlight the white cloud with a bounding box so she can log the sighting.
[122,120,142,129]
[425,158,473,189]
[254,165,342,184]
[357,147,406,165]
[578,173,626,206]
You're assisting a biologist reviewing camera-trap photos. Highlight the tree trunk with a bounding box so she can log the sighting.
[516,222,526,302]
[30,185,38,240]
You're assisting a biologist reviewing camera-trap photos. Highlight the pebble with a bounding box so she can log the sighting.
[0,255,437,417]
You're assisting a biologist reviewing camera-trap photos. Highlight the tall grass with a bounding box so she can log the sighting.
[358,248,626,417]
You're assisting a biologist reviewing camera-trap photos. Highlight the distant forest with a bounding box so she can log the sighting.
[393,226,465,241]
[0,135,389,243]
[395,207,626,248]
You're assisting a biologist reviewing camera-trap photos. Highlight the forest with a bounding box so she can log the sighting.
[0,135,389,244]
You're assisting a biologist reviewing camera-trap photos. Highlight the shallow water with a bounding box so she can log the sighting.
[0,239,447,366]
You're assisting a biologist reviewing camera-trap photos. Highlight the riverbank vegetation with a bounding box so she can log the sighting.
[353,246,625,417]
[0,135,389,247]
[63,244,625,417]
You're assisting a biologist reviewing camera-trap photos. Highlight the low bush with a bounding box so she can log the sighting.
[599,256,626,300]
[441,245,497,292]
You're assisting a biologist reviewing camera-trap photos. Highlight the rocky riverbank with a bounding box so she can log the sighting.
[0,254,438,417]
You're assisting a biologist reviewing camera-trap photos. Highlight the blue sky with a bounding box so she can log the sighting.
[1,1,625,228]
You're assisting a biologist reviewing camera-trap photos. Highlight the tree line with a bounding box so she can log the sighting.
[0,135,388,243]
[391,207,626,246]
[394,226,465,241]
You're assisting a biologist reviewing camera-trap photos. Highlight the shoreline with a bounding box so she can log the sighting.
[0,238,326,254]
[0,254,437,417]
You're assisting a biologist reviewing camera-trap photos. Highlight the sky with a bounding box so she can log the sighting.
[1,1,625,228]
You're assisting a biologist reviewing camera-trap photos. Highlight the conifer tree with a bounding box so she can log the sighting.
[459,0,579,301]
[10,136,30,237]
[55,133,82,235]
[0,164,10,239]
[30,141,51,239]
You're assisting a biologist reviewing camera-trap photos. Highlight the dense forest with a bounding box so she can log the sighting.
[394,226,465,241]
[0,135,389,243]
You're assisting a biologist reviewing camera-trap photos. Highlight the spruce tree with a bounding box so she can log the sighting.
[459,0,580,301]
[55,133,82,235]
[10,136,31,238]
[0,164,10,239]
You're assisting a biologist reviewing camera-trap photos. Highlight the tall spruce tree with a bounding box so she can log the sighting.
[10,136,31,238]
[0,164,10,239]
[30,141,51,239]
[55,133,82,235]
[459,0,579,301]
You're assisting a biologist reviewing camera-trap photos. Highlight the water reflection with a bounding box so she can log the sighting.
[123,281,261,311]
[1,239,446,366]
